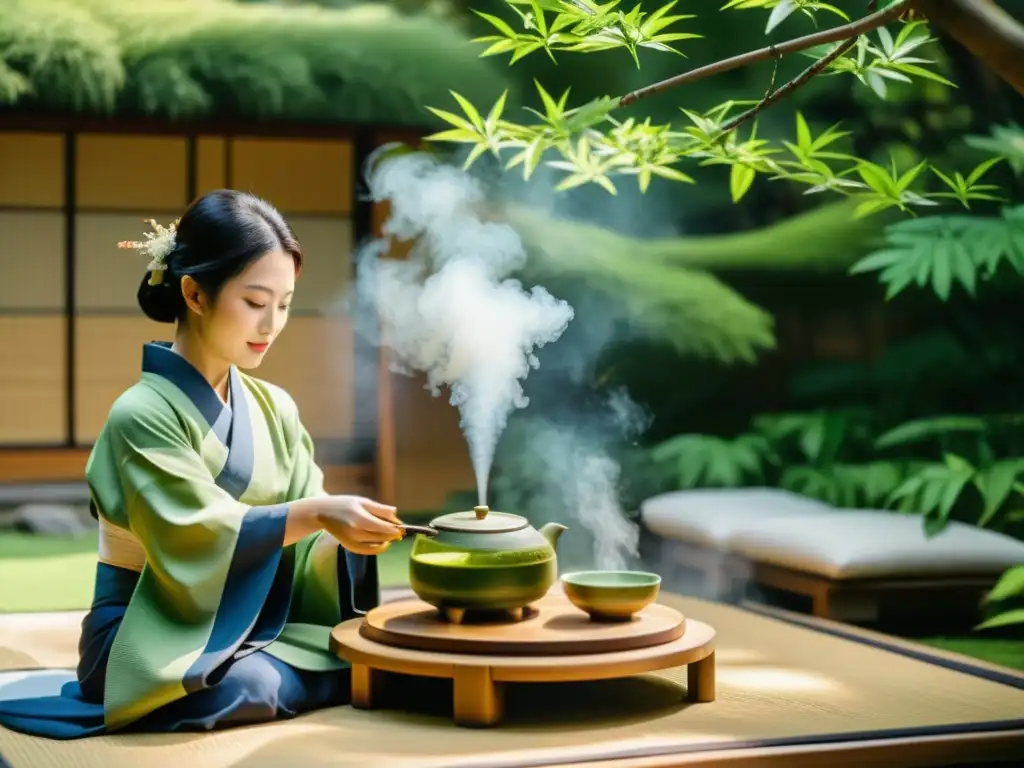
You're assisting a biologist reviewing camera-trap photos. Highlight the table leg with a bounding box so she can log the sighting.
[453,666,503,727]
[687,651,716,703]
[351,663,387,709]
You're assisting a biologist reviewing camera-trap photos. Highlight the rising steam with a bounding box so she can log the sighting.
[355,149,574,504]
[491,390,649,571]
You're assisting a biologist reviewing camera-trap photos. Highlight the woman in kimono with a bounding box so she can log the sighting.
[0,190,404,739]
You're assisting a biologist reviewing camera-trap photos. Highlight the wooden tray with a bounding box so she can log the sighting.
[331,608,716,727]
[359,593,686,655]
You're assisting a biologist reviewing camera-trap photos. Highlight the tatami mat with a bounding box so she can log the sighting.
[1,594,1022,768]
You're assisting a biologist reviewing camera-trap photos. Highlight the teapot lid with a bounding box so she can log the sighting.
[430,505,528,533]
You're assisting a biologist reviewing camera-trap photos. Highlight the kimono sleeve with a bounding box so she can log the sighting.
[102,393,292,729]
[283,399,381,627]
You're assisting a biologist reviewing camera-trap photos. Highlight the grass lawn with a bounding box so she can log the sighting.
[917,637,1024,671]
[0,531,412,614]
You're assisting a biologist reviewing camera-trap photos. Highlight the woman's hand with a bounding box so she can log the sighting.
[317,495,403,556]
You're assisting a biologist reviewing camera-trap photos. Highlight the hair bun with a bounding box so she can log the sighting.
[137,273,182,324]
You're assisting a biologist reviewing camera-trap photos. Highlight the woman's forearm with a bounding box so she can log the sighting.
[284,497,326,546]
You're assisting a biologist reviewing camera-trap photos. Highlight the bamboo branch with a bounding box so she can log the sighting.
[913,0,1024,96]
[718,37,859,135]
[618,0,910,108]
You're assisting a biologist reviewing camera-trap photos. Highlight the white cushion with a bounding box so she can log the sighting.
[729,509,1024,579]
[640,488,834,547]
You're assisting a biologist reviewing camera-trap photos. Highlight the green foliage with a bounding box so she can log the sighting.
[1,0,507,125]
[788,326,1024,417]
[966,123,1024,175]
[526,246,777,364]
[650,408,1024,534]
[977,565,1024,632]
[886,454,977,532]
[753,409,915,507]
[723,0,849,35]
[874,414,1024,531]
[987,567,1024,606]
[0,0,123,111]
[840,142,1024,637]
[502,197,892,364]
[755,409,869,465]
[781,461,906,508]
[651,408,882,508]
[503,202,779,364]
[876,416,1003,450]
[930,158,1004,207]
[801,23,954,100]
[424,0,1007,214]
[649,433,775,486]
[847,155,1002,218]
[473,0,699,66]
[850,206,1024,300]
[648,408,911,508]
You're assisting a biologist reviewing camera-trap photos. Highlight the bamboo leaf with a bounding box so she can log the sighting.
[875,416,988,449]
[966,156,1004,186]
[890,63,957,87]
[975,460,1024,527]
[984,565,1024,603]
[423,128,483,143]
[730,163,756,202]
[450,91,485,131]
[976,608,1024,631]
[794,112,812,153]
[765,0,796,34]
[473,11,518,38]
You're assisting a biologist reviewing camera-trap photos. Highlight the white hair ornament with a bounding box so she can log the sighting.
[117,218,180,286]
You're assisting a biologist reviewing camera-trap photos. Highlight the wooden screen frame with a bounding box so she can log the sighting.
[0,118,420,496]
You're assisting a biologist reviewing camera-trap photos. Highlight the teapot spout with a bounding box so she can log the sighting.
[538,522,568,551]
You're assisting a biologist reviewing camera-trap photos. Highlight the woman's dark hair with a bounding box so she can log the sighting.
[136,189,303,324]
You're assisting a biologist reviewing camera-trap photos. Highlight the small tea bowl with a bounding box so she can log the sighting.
[560,570,661,622]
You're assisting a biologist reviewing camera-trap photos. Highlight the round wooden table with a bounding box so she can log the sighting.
[329,594,717,727]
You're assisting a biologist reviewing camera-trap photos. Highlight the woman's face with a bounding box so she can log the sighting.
[194,249,296,370]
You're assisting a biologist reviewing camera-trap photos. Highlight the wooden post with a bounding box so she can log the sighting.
[452,665,504,726]
[811,587,832,619]
[351,663,389,709]
[687,651,716,703]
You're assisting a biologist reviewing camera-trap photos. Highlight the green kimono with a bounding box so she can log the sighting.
[0,342,378,739]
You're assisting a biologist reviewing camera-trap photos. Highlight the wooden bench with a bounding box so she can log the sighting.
[641,489,1024,624]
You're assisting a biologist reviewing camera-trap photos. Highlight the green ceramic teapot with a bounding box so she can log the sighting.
[408,505,568,623]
